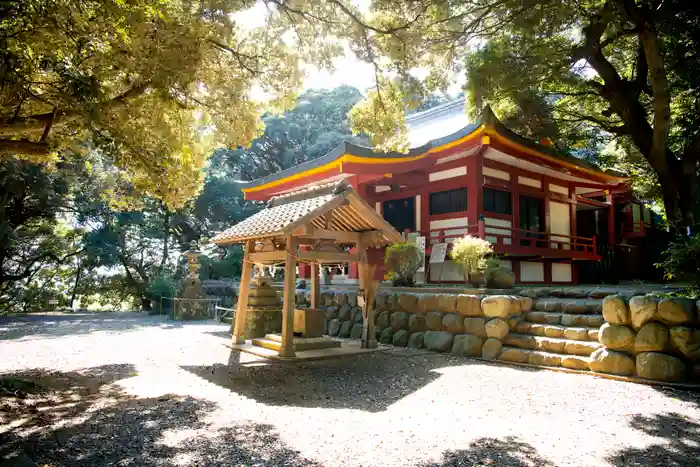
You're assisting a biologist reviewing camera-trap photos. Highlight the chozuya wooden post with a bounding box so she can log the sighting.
[232,239,255,345]
[279,235,298,358]
[358,238,378,349]
[310,262,320,309]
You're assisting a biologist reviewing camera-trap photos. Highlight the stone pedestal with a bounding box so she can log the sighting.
[241,274,283,338]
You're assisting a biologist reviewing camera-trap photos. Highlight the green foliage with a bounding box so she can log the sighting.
[274,1,700,227]
[146,274,178,314]
[384,243,424,287]
[450,236,493,282]
[209,86,367,182]
[198,246,244,280]
[657,234,700,288]
[0,0,345,208]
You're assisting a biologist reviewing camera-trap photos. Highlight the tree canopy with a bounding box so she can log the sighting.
[0,0,333,209]
[0,85,370,312]
[276,1,699,227]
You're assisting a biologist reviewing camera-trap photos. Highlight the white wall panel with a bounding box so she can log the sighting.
[429,166,467,182]
[520,262,545,282]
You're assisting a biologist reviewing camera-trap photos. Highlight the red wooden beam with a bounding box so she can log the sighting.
[370,171,428,187]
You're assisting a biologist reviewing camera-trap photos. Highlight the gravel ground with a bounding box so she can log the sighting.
[1,312,699,467]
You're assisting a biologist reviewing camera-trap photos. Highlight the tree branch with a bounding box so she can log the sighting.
[0,82,151,137]
[0,139,50,157]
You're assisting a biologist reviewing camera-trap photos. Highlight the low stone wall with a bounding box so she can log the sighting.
[595,295,700,383]
[296,290,531,360]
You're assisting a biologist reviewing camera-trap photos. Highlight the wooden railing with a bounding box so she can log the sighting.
[404,220,598,256]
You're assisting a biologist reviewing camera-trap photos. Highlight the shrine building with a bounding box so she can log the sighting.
[239,98,657,285]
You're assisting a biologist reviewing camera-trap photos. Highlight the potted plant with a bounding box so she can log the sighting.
[384,243,425,287]
[450,235,493,288]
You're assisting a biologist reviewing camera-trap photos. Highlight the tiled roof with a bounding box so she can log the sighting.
[212,182,403,245]
[212,193,335,244]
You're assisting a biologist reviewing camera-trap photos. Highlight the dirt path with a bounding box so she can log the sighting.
[1,312,699,466]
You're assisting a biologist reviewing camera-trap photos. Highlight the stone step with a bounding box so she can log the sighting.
[503,333,601,356]
[523,311,605,328]
[532,298,603,314]
[513,322,599,341]
[252,335,342,351]
[499,346,591,370]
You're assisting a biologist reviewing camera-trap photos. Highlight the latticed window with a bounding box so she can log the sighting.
[483,187,512,215]
[429,188,467,215]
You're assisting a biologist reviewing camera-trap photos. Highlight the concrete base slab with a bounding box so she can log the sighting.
[229,338,389,362]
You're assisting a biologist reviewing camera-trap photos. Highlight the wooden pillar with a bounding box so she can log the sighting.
[570,185,578,250]
[467,144,485,227]
[232,239,255,345]
[279,236,297,358]
[358,237,377,348]
[512,167,521,246]
[606,192,615,246]
[310,263,320,309]
[298,246,311,278]
[544,178,552,246]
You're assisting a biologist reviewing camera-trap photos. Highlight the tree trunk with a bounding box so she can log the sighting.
[69,258,82,309]
[158,208,170,275]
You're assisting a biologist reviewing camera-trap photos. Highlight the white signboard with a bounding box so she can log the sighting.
[48,299,59,306]
[416,236,426,272]
[429,243,448,264]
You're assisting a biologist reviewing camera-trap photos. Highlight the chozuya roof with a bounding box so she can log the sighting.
[212,181,403,246]
[239,103,627,197]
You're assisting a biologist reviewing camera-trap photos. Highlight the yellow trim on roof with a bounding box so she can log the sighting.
[241,124,625,197]
[485,130,626,182]
[243,130,484,196]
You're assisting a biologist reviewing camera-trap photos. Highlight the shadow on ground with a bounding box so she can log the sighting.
[182,348,542,413]
[420,437,554,466]
[653,385,700,409]
[0,312,183,340]
[607,411,700,466]
[1,365,320,467]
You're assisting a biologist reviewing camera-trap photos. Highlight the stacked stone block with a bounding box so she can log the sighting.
[592,294,700,383]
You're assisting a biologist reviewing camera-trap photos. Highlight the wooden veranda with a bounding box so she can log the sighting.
[212,181,403,358]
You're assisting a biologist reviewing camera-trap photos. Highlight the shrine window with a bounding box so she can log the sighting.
[483,187,512,215]
[429,188,467,215]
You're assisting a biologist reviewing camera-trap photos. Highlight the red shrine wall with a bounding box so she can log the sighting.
[350,151,613,285]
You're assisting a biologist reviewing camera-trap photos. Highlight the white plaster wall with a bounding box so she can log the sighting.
[429,217,469,244]
[520,262,545,282]
[483,167,510,181]
[549,201,571,249]
[375,186,391,193]
[375,201,381,214]
[484,217,512,245]
[552,263,573,282]
[429,166,467,182]
[549,183,569,195]
[518,176,542,189]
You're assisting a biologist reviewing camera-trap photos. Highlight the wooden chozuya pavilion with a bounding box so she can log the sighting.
[212,181,403,358]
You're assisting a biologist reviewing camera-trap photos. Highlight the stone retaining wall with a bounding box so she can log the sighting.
[296,290,531,360]
[594,295,700,382]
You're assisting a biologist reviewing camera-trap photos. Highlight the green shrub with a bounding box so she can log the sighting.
[384,243,424,287]
[657,233,700,289]
[146,274,179,314]
[450,235,493,283]
[198,245,243,280]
